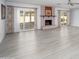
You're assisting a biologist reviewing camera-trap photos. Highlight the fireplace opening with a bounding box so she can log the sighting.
[45,20,52,26]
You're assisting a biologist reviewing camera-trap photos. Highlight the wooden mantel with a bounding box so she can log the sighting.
[41,15,56,17]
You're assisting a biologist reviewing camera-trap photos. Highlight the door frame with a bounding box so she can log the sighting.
[58,10,70,27]
[16,7,37,32]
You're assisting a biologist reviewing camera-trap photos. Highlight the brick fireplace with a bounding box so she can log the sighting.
[41,6,56,29]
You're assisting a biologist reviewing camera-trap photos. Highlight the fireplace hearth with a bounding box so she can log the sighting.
[45,20,52,26]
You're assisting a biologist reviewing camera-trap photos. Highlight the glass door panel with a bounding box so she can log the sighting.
[30,12,35,29]
[20,11,24,30]
[19,9,35,31]
[24,12,31,30]
[59,10,69,26]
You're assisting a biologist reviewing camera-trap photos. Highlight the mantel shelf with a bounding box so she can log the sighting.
[41,15,56,17]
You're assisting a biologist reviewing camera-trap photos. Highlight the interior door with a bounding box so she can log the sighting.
[7,6,14,33]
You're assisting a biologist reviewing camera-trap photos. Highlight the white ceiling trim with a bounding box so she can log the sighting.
[6,0,79,9]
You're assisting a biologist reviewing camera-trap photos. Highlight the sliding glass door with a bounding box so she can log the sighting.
[19,9,35,31]
[58,10,69,26]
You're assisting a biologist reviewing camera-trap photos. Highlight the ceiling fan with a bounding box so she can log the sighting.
[68,0,79,6]
[56,0,79,7]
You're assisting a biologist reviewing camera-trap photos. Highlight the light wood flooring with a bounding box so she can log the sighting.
[0,26,79,59]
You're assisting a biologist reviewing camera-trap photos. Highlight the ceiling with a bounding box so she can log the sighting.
[6,0,79,5]
[6,0,79,8]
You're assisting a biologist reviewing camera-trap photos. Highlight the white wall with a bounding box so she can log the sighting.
[0,0,6,42]
[6,1,41,32]
[14,8,20,32]
[70,9,79,27]
[6,1,71,32]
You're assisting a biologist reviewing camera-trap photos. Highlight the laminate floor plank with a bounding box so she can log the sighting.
[0,26,79,59]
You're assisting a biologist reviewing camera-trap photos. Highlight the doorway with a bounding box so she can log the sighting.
[19,8,36,31]
[58,10,70,26]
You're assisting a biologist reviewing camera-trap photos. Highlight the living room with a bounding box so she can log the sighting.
[0,0,79,59]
